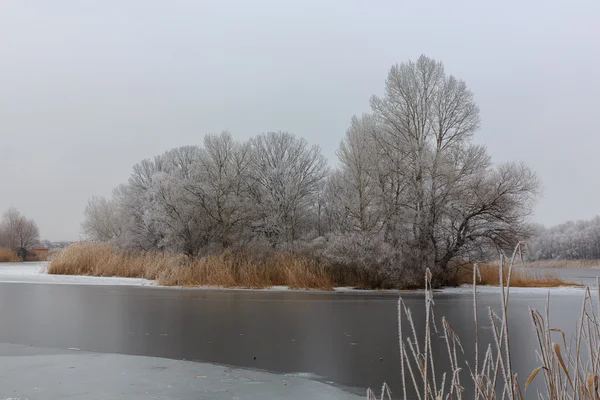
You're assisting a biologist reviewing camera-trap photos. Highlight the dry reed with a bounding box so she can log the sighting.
[455,263,579,288]
[0,248,20,263]
[48,242,334,290]
[369,243,600,399]
[49,243,580,291]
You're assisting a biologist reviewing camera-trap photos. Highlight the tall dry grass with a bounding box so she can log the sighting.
[48,243,181,279]
[156,251,333,289]
[368,243,600,399]
[48,242,333,290]
[0,248,20,263]
[455,263,579,288]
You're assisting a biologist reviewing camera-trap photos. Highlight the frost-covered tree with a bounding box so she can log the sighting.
[335,55,541,276]
[529,217,600,260]
[0,207,40,249]
[185,132,253,248]
[112,146,205,254]
[146,146,209,257]
[76,55,540,286]
[248,131,329,245]
[330,115,383,233]
[81,196,122,242]
[369,55,482,270]
[118,155,169,251]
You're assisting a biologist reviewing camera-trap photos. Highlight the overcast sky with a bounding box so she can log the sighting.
[1,1,599,241]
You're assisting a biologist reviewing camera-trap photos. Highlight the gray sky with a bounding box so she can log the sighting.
[1,1,599,241]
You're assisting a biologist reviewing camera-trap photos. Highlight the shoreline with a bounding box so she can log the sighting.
[0,262,589,294]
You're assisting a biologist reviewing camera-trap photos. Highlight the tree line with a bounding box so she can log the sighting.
[82,55,540,284]
[529,217,600,260]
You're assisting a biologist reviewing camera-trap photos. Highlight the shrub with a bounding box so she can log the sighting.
[322,233,407,288]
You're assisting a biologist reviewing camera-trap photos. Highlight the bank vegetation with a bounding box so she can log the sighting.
[48,242,577,289]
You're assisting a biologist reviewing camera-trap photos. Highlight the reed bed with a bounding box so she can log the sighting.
[455,263,579,288]
[0,248,20,262]
[49,242,577,291]
[48,242,333,290]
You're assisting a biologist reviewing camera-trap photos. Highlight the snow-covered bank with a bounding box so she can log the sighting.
[0,262,592,295]
[440,284,587,295]
[0,262,155,287]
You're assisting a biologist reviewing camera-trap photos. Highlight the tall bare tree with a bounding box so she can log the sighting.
[147,146,209,257]
[248,131,329,245]
[75,56,540,287]
[185,132,253,248]
[359,55,539,276]
[329,115,383,233]
[118,154,170,251]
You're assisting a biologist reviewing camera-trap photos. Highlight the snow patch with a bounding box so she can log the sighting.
[441,284,587,295]
[284,372,322,380]
[0,262,155,287]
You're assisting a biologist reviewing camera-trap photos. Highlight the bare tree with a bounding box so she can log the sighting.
[248,131,329,245]
[147,146,209,257]
[75,56,540,287]
[0,207,40,249]
[433,161,540,269]
[81,196,123,242]
[333,115,383,233]
[349,54,541,277]
[118,154,170,251]
[185,132,253,248]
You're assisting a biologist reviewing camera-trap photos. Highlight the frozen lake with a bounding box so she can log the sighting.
[0,262,597,397]
[0,280,595,397]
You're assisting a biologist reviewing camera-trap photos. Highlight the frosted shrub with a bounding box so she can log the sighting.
[322,233,401,287]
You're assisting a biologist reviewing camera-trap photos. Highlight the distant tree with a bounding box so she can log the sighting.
[0,207,40,249]
[529,216,600,260]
